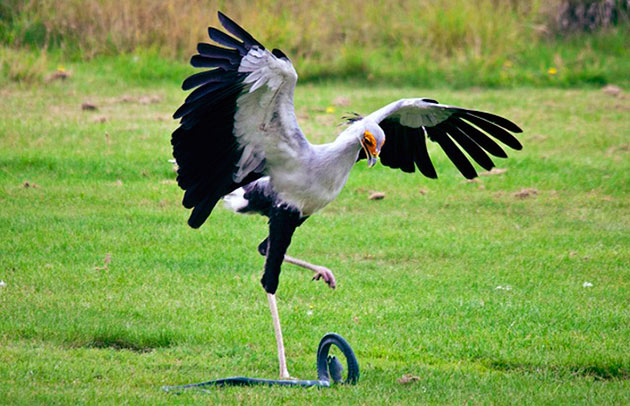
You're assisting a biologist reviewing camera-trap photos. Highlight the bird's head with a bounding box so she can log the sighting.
[360,123,385,168]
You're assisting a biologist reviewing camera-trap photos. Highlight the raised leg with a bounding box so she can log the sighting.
[284,255,336,289]
[267,293,291,379]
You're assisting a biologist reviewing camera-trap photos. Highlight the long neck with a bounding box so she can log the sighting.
[327,127,363,163]
[308,126,362,185]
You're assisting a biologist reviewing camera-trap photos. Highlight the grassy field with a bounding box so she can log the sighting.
[1,59,630,404]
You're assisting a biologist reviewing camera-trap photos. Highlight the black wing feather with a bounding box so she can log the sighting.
[378,119,399,168]
[397,126,415,173]
[369,101,522,179]
[174,77,238,119]
[208,27,248,54]
[460,109,523,133]
[450,117,507,158]
[181,68,232,91]
[414,127,438,178]
[461,114,523,150]
[391,126,404,169]
[172,12,271,228]
[197,43,241,63]
[441,122,495,171]
[217,11,264,49]
[184,80,233,104]
[426,126,478,179]
[190,55,235,69]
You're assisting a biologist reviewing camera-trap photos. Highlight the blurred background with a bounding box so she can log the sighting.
[1,0,628,87]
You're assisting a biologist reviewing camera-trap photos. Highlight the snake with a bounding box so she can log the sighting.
[162,333,359,392]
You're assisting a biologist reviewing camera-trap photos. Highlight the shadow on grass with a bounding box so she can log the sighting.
[82,329,175,353]
[484,359,630,381]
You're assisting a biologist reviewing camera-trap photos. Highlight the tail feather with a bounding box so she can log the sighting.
[223,187,248,212]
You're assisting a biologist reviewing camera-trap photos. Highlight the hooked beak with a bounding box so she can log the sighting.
[361,143,381,168]
[367,154,378,168]
[361,141,379,168]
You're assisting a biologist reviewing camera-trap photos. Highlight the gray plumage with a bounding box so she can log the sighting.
[172,13,522,227]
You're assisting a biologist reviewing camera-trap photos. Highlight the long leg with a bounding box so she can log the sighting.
[260,204,301,378]
[267,293,291,379]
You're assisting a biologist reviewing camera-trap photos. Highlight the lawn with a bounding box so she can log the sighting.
[0,61,629,405]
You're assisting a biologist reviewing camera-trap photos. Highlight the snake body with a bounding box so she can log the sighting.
[162,333,359,392]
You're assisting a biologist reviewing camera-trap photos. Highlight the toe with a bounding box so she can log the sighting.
[323,270,336,289]
[312,267,337,289]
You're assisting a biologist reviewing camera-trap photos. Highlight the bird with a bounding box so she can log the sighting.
[171,11,523,379]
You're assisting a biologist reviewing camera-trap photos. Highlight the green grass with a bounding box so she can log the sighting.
[1,60,630,405]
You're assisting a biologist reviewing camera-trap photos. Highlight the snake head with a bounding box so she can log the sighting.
[327,355,344,383]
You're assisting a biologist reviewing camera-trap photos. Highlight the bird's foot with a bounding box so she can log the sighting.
[279,369,297,380]
[312,266,336,289]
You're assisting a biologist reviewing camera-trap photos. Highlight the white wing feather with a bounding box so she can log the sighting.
[366,98,455,128]
[232,47,306,183]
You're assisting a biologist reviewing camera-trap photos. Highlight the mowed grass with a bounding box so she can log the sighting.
[1,63,629,404]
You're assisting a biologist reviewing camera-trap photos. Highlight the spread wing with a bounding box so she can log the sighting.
[363,98,523,179]
[171,12,306,228]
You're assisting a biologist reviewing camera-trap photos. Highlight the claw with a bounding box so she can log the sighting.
[284,255,337,289]
[313,267,336,289]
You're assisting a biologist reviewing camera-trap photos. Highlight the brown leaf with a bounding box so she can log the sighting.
[513,188,539,199]
[81,102,98,111]
[116,95,135,103]
[602,85,622,97]
[92,116,107,123]
[529,133,549,143]
[368,192,385,200]
[333,96,351,107]
[397,374,421,384]
[95,253,111,271]
[45,70,71,82]
[138,95,162,104]
[480,168,507,176]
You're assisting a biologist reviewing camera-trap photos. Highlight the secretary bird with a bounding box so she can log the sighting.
[171,12,523,379]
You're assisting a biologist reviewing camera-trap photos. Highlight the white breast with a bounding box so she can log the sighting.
[269,145,357,216]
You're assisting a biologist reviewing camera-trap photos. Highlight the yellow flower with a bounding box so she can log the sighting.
[548,67,558,75]
[57,65,66,72]
[325,106,335,114]
[503,60,513,68]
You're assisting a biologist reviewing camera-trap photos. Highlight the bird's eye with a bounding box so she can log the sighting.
[364,130,376,147]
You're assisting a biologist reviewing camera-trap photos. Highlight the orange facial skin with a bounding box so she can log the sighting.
[362,130,379,157]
